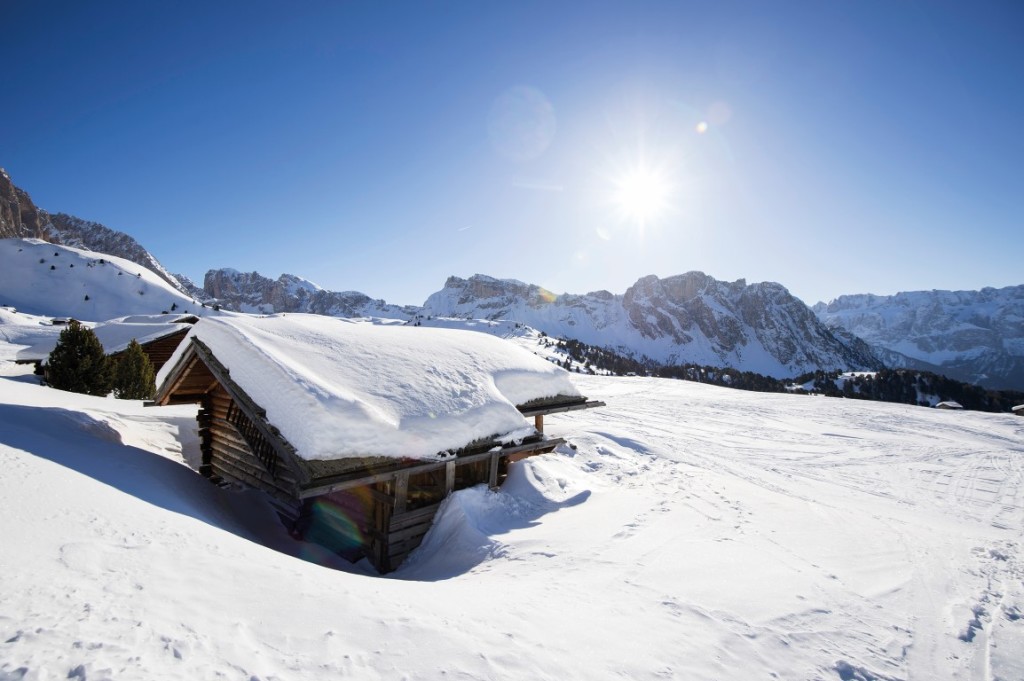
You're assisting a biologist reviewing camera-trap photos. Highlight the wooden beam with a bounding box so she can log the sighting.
[298,438,566,499]
[394,472,409,515]
[445,460,456,494]
[488,452,499,488]
[518,400,606,418]
[534,414,544,433]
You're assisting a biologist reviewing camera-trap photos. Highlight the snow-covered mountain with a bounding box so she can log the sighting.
[423,273,881,378]
[203,268,419,318]
[814,286,1024,390]
[0,168,185,291]
[7,166,1023,386]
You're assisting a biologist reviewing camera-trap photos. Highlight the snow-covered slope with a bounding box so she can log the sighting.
[2,362,1022,680]
[423,273,881,377]
[46,212,186,291]
[0,168,187,291]
[814,286,1024,390]
[203,267,418,318]
[0,238,203,321]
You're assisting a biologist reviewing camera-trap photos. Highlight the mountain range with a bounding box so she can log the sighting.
[2,167,1021,389]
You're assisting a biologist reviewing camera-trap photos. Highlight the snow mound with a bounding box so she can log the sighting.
[396,457,592,580]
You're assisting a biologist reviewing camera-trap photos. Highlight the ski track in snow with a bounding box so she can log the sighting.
[1,367,1023,680]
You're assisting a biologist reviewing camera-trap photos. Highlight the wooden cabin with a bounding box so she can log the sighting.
[108,326,191,374]
[935,401,964,410]
[154,315,603,573]
[17,316,195,376]
[1013,404,1023,417]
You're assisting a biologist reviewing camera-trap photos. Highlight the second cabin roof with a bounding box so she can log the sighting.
[156,314,583,462]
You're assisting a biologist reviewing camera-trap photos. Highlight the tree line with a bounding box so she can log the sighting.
[549,336,1024,413]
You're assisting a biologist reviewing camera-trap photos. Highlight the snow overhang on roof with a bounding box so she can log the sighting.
[156,314,585,462]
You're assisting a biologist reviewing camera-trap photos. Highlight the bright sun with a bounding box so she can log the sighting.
[612,166,672,224]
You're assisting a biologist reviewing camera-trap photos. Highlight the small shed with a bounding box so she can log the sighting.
[935,401,964,410]
[154,314,603,572]
[17,315,195,375]
[1013,404,1024,417]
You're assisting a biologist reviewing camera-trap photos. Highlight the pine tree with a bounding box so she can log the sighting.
[46,320,112,396]
[111,339,156,400]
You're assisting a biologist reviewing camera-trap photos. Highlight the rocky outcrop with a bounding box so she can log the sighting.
[203,268,418,319]
[0,168,52,239]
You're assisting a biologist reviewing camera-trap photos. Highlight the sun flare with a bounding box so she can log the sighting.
[612,166,672,224]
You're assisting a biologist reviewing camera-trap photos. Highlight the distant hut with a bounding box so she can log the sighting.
[154,314,603,573]
[935,401,964,410]
[17,315,196,376]
[1013,404,1024,417]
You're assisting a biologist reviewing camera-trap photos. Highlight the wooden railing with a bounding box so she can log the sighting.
[226,400,279,477]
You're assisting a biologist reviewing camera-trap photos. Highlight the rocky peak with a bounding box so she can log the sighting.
[202,268,416,319]
[0,168,52,239]
[425,271,881,376]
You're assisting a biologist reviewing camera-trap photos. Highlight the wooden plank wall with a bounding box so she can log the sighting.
[141,329,190,374]
[203,384,301,521]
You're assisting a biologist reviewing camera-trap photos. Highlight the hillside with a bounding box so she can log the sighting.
[0,168,185,291]
[0,238,202,321]
[2,360,1022,679]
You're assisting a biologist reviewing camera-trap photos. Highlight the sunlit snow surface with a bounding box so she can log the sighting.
[0,238,200,321]
[2,364,1023,680]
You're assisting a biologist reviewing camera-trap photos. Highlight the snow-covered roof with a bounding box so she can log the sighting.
[157,314,582,461]
[1012,404,1024,413]
[935,401,964,409]
[17,319,192,361]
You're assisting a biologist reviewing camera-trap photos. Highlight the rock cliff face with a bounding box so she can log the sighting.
[203,268,418,319]
[0,168,51,239]
[423,273,881,377]
[814,287,1024,390]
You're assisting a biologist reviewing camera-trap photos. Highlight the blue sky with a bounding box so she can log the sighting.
[2,1,1021,306]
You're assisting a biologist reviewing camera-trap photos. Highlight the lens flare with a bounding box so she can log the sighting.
[536,288,557,304]
[300,486,375,560]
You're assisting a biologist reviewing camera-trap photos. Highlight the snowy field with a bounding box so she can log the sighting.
[2,363,1023,680]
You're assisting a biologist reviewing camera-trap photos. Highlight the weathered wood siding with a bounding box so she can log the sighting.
[203,384,301,520]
